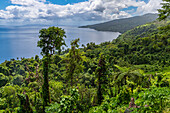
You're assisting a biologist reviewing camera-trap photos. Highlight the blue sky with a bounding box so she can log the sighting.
[0,0,149,9]
[0,0,11,10]
[47,0,89,5]
[0,0,162,25]
[0,0,89,10]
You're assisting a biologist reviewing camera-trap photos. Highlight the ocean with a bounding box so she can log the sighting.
[0,25,120,63]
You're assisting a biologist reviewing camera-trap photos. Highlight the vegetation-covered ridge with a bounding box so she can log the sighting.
[79,13,158,33]
[0,19,170,112]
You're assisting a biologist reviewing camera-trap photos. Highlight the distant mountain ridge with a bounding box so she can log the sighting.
[79,13,158,33]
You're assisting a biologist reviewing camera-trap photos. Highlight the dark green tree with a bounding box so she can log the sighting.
[158,0,170,20]
[37,26,66,110]
[95,54,108,105]
[66,38,84,86]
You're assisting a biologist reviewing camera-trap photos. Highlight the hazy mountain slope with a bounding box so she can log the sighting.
[80,13,158,33]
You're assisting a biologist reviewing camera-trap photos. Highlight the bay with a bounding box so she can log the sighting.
[0,25,120,63]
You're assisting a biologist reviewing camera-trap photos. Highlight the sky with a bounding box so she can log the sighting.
[0,0,163,26]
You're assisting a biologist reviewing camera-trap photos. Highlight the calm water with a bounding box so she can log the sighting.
[0,25,120,63]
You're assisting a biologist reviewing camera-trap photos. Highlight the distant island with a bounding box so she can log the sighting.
[79,13,158,33]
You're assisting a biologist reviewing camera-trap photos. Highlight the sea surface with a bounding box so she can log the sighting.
[0,25,120,63]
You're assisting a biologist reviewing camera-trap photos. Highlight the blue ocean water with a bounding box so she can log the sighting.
[0,25,120,63]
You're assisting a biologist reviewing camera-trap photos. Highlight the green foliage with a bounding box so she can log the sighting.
[45,102,59,113]
[0,85,19,111]
[116,86,131,105]
[0,65,10,76]
[45,88,81,113]
[0,20,170,113]
[85,19,170,67]
[96,54,108,105]
[135,87,170,112]
[49,81,63,101]
[65,38,84,86]
[13,74,23,86]
[0,73,8,87]
[38,26,67,110]
[17,94,33,113]
[37,26,66,56]
[158,0,170,20]
[89,95,128,113]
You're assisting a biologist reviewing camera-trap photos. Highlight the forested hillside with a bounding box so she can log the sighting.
[79,13,158,33]
[0,18,170,113]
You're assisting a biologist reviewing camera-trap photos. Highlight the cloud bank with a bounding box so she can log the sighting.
[0,0,162,25]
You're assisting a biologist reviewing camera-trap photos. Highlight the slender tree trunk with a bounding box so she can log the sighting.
[70,65,75,87]
[98,83,102,104]
[42,57,51,112]
[97,72,102,105]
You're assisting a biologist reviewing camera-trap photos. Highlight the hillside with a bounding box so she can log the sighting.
[0,19,170,112]
[83,19,170,66]
[80,13,158,33]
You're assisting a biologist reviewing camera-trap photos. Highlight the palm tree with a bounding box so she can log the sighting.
[113,65,143,94]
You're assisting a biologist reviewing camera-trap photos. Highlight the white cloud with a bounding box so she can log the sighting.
[136,0,162,15]
[0,10,14,19]
[0,0,162,25]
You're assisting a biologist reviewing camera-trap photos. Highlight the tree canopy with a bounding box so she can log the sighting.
[37,26,66,56]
